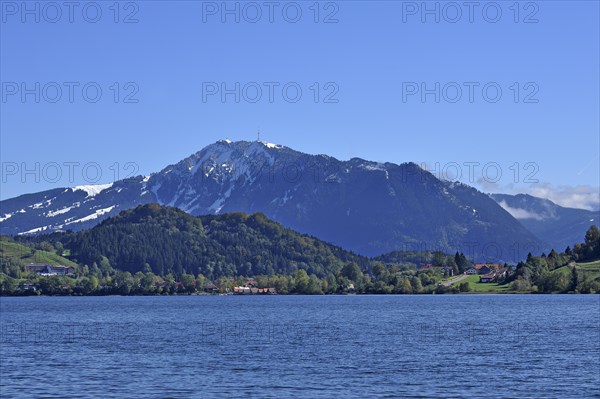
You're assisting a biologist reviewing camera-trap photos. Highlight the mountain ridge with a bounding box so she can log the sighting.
[0,139,550,261]
[491,193,599,252]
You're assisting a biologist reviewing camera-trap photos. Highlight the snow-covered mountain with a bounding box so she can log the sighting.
[1,140,543,260]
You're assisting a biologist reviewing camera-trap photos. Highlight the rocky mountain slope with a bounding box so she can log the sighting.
[1,140,544,260]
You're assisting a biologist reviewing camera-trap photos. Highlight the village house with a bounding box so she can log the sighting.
[204,282,219,294]
[478,267,509,283]
[231,276,276,295]
[344,283,355,293]
[232,285,276,295]
[26,263,75,276]
[234,286,252,294]
[474,263,501,275]
[479,273,497,283]
[18,283,37,292]
[466,268,478,275]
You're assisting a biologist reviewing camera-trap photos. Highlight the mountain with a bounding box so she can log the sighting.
[0,140,541,261]
[65,203,371,278]
[491,193,599,252]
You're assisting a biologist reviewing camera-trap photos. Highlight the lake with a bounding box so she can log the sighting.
[1,295,599,398]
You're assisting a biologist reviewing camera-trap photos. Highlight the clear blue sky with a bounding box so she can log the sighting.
[1,1,599,209]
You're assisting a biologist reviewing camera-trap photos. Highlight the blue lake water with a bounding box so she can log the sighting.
[1,295,599,398]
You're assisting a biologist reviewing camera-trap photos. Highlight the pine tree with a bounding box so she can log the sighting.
[570,266,579,292]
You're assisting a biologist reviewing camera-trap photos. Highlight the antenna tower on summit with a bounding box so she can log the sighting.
[257,129,261,142]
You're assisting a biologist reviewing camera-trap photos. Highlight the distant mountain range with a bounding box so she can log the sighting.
[0,140,595,261]
[491,193,599,253]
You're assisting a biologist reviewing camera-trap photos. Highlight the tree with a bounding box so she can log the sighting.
[401,278,413,294]
[458,282,470,292]
[547,249,559,269]
[570,266,579,292]
[115,271,134,295]
[99,256,112,275]
[143,263,152,273]
[0,276,18,294]
[306,274,323,294]
[585,225,600,246]
[82,276,98,293]
[538,271,569,293]
[341,263,362,282]
[89,276,99,290]
[373,263,387,280]
[195,274,207,291]
[433,251,445,267]
[511,277,531,292]
[91,262,101,278]
[326,273,338,294]
[584,225,600,259]
[294,269,310,293]
[180,273,196,294]
[454,252,469,273]
[36,241,54,252]
[143,272,156,292]
[410,276,423,293]
[55,242,64,256]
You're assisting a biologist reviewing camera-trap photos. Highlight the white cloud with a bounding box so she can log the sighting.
[496,200,546,220]
[477,180,600,211]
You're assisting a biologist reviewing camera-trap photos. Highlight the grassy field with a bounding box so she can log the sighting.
[451,274,511,293]
[0,240,77,267]
[575,259,600,281]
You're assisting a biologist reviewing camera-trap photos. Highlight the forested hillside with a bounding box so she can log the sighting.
[68,204,371,278]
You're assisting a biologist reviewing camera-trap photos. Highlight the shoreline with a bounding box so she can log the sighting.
[2,291,592,297]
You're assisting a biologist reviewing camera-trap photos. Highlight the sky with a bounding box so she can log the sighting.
[1,0,599,210]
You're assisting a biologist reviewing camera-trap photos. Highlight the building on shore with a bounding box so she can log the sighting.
[26,263,75,276]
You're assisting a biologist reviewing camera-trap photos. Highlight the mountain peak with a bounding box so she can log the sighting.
[1,138,546,260]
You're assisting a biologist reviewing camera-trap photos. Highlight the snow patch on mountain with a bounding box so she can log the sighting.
[245,142,275,164]
[61,206,117,226]
[31,202,45,209]
[73,183,114,198]
[46,204,79,218]
[360,163,387,173]
[261,141,282,149]
[208,187,233,214]
[19,225,53,235]
[190,144,235,176]
[0,213,14,222]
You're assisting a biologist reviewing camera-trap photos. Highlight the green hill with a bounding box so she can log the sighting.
[0,237,77,267]
[67,203,371,279]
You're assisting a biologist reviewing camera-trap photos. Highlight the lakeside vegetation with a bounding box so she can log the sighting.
[1,204,599,296]
[451,275,511,293]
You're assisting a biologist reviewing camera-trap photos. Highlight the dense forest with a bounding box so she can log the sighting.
[1,204,599,295]
[66,204,372,278]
